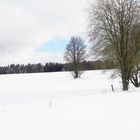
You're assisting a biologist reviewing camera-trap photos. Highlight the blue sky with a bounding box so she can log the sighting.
[36,38,68,53]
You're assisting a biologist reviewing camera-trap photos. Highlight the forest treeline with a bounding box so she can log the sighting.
[0,60,115,74]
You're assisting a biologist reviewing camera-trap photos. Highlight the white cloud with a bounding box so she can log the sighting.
[0,0,88,65]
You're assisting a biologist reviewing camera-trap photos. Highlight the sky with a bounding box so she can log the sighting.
[0,0,89,66]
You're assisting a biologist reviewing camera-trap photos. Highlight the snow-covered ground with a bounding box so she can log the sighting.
[0,70,140,140]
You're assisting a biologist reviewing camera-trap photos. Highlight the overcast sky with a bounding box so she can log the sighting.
[0,0,88,66]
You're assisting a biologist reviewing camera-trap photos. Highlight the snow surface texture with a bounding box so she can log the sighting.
[0,70,140,140]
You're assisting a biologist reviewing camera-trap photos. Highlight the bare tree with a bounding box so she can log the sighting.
[88,0,140,90]
[64,36,86,78]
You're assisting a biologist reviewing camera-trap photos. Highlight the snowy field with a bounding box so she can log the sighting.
[0,70,140,140]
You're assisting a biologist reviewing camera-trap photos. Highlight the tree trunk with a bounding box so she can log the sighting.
[122,76,129,91]
[74,63,79,78]
[75,71,78,78]
[122,81,129,91]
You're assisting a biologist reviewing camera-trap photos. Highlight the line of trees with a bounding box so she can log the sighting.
[0,63,63,74]
[0,60,116,74]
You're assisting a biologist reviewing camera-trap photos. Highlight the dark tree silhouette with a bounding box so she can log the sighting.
[64,36,86,78]
[88,0,140,90]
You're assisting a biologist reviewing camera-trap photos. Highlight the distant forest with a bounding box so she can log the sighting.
[0,60,115,74]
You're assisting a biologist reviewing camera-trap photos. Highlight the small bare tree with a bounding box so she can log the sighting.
[64,36,86,78]
[88,0,140,90]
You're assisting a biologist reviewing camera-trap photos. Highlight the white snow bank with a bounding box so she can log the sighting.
[0,70,139,140]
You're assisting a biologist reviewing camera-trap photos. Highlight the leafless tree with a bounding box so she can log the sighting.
[88,0,140,90]
[64,36,86,78]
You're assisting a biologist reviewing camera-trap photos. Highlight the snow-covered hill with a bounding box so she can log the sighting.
[0,70,139,140]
